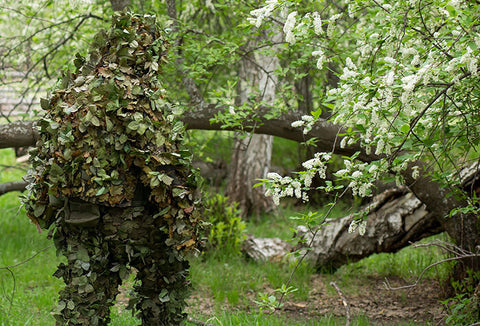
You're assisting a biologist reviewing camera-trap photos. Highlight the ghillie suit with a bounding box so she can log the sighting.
[23,12,202,326]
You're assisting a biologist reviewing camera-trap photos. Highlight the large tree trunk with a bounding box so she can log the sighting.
[226,33,279,217]
[228,134,274,216]
[403,162,480,279]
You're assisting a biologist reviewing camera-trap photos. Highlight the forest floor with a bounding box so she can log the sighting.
[114,264,447,325]
[184,274,446,325]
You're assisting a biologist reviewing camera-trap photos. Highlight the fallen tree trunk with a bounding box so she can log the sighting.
[242,187,444,271]
[296,187,443,271]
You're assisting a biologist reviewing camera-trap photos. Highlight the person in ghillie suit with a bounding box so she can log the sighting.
[22,12,203,326]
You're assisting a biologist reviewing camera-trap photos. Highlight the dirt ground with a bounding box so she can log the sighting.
[185,274,447,325]
[284,275,445,325]
[116,270,447,325]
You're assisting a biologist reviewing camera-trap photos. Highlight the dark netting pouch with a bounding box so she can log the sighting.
[64,199,101,227]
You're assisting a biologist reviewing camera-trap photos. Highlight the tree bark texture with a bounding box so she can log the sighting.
[402,162,480,277]
[226,32,279,216]
[228,134,274,216]
[109,0,130,11]
[0,120,38,149]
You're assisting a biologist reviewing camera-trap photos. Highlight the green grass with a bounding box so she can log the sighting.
[189,252,314,307]
[185,311,372,326]
[342,233,452,281]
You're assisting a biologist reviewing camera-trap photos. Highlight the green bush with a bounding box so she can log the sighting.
[441,270,480,325]
[204,194,246,254]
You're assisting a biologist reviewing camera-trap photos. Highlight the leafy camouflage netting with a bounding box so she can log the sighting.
[23,11,202,252]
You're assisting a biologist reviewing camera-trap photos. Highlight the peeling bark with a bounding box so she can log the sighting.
[295,187,443,271]
[242,235,292,262]
[241,188,443,269]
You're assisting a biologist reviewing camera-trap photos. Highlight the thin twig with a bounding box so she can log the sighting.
[1,267,16,324]
[0,245,54,270]
[277,188,349,307]
[330,281,351,326]
[384,254,480,291]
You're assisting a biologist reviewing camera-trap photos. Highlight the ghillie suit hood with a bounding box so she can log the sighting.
[23,11,202,252]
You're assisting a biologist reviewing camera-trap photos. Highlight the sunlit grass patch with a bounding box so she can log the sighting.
[336,233,452,282]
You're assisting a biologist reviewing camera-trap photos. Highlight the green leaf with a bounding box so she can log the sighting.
[445,5,457,17]
[155,133,165,146]
[67,300,75,310]
[56,301,66,313]
[40,98,50,110]
[400,123,410,134]
[96,187,107,196]
[33,204,46,217]
[137,123,148,135]
[49,162,64,183]
[131,85,143,95]
[158,289,170,302]
[127,120,140,131]
[153,206,170,218]
[159,174,174,186]
[311,108,322,119]
[91,115,101,127]
[84,284,94,293]
[105,117,114,131]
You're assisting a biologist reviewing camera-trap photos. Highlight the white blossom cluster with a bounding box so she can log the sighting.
[334,159,377,198]
[312,49,326,70]
[247,0,279,28]
[291,114,315,134]
[283,12,297,44]
[348,219,367,236]
[264,172,305,205]
[264,152,332,205]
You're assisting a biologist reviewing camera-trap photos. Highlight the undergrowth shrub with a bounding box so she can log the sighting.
[442,270,480,325]
[204,194,246,254]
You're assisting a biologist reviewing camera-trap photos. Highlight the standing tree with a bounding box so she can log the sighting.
[226,30,280,217]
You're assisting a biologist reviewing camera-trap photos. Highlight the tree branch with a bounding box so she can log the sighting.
[0,120,39,149]
[330,281,351,326]
[0,181,28,195]
[384,241,480,291]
